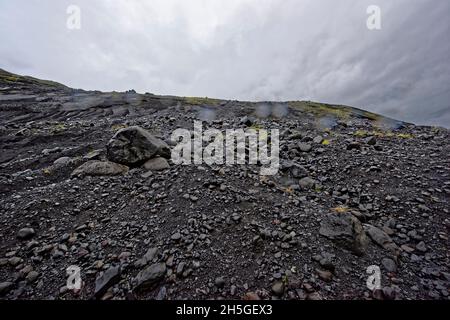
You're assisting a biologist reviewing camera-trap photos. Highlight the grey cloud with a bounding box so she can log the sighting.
[0,0,449,127]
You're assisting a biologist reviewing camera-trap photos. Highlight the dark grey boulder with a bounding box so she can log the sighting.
[319,213,368,256]
[107,126,170,166]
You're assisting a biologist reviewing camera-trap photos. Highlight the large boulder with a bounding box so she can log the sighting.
[319,213,368,256]
[107,126,170,166]
[71,161,128,177]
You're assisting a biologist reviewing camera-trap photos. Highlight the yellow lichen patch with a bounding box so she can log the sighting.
[361,111,381,121]
[3,75,19,82]
[321,139,331,145]
[353,130,369,137]
[332,206,349,213]
[284,186,294,194]
[397,133,414,139]
[51,123,66,133]
[249,124,263,131]
[352,130,412,139]
[184,96,221,106]
[111,124,128,131]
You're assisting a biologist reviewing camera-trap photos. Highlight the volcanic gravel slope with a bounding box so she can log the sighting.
[0,68,449,300]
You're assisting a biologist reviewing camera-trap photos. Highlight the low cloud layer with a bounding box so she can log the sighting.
[0,0,449,127]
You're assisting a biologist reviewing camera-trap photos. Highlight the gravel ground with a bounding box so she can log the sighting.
[0,68,449,300]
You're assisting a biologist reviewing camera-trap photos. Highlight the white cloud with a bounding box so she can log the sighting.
[0,0,448,126]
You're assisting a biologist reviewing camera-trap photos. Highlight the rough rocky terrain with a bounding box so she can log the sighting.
[0,68,449,300]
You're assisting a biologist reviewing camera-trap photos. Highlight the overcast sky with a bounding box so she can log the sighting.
[0,0,449,127]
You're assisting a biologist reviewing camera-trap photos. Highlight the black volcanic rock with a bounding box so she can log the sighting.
[106,126,170,166]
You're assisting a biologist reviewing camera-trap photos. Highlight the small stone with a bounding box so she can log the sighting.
[240,116,253,127]
[8,256,23,266]
[176,262,186,276]
[381,258,397,273]
[143,157,170,171]
[141,171,153,178]
[156,286,167,300]
[53,157,72,167]
[134,247,158,268]
[84,150,102,160]
[416,241,427,253]
[0,282,13,296]
[365,136,377,145]
[271,281,285,296]
[401,244,415,253]
[134,263,166,291]
[171,232,182,241]
[25,271,40,283]
[17,228,35,240]
[307,292,322,300]
[298,142,312,152]
[243,292,261,300]
[316,269,333,282]
[347,142,361,150]
[299,177,316,189]
[215,276,225,288]
[382,286,396,300]
[313,136,324,144]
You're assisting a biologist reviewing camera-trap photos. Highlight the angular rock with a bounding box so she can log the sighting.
[282,161,308,179]
[319,213,368,256]
[71,161,128,177]
[134,247,158,268]
[364,224,400,255]
[134,263,166,291]
[107,126,170,166]
[94,265,121,298]
[365,136,377,145]
[381,258,397,273]
[0,282,13,296]
[416,241,427,253]
[53,157,72,167]
[26,271,40,283]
